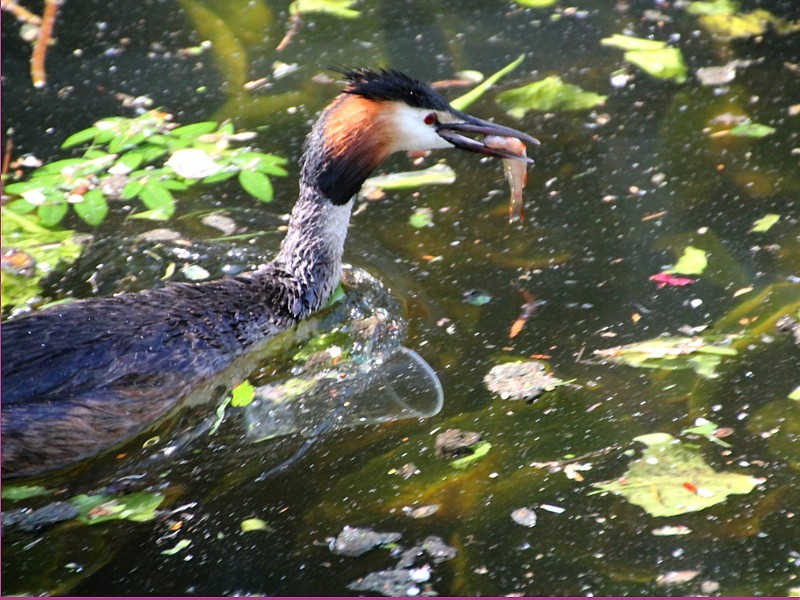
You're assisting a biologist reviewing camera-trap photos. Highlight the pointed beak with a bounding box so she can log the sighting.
[436,114,539,163]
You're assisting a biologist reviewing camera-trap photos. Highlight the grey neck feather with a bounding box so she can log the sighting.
[251,100,371,320]
[272,184,354,317]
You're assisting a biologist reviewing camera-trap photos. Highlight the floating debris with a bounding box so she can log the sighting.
[392,463,420,479]
[511,507,538,527]
[2,502,79,533]
[181,264,210,281]
[420,535,457,563]
[650,272,695,288]
[776,314,800,346]
[484,360,564,400]
[329,525,401,557]
[435,429,482,458]
[656,569,700,586]
[201,213,238,236]
[696,64,737,86]
[347,568,428,596]
[406,505,440,519]
[346,535,456,596]
[463,289,492,306]
[652,525,692,536]
[135,228,183,242]
[165,148,222,179]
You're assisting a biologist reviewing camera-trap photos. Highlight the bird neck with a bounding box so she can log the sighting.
[272,184,353,315]
[271,94,389,316]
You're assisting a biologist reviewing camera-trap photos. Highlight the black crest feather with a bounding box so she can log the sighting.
[335,67,451,111]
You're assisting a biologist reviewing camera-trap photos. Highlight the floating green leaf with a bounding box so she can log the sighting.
[790,386,800,401]
[601,35,687,82]
[170,121,219,138]
[209,396,231,436]
[290,0,360,18]
[117,151,146,171]
[1,485,51,501]
[451,54,525,112]
[601,34,668,51]
[591,433,761,516]
[231,379,256,407]
[37,197,69,227]
[624,48,687,82]
[3,181,43,196]
[202,170,239,184]
[326,282,347,307]
[241,517,273,532]
[728,122,775,138]
[667,246,708,275]
[594,336,738,378]
[694,6,800,39]
[61,127,101,149]
[128,207,173,221]
[69,492,165,525]
[409,207,434,229]
[750,214,780,232]
[239,169,274,202]
[515,0,558,7]
[73,189,109,226]
[451,441,492,469]
[680,418,732,448]
[496,75,606,118]
[687,0,738,15]
[363,163,456,194]
[139,183,175,214]
[161,539,192,555]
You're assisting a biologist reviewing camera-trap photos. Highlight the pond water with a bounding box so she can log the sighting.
[2,0,800,595]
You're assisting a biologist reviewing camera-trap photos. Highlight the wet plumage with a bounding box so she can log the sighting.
[1,69,534,477]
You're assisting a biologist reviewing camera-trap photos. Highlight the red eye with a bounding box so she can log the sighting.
[424,113,437,125]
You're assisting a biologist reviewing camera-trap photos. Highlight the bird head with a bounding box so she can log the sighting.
[306,68,537,205]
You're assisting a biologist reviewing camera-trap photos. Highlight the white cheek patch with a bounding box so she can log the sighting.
[387,104,454,153]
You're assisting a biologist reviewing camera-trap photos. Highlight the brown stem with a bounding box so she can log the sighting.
[30,0,62,89]
[2,135,13,176]
[1,0,42,25]
[276,12,302,52]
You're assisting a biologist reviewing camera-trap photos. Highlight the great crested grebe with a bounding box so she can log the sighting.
[1,68,536,478]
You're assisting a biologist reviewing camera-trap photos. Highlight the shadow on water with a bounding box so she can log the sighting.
[2,0,800,595]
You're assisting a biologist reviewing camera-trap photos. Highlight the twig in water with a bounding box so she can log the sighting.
[276,9,302,52]
[1,0,42,25]
[509,285,540,339]
[2,135,13,176]
[30,0,62,89]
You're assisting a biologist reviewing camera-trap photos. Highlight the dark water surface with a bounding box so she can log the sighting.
[2,0,800,595]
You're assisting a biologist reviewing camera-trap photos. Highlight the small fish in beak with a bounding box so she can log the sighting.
[436,114,535,221]
[436,114,538,162]
[485,135,529,222]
